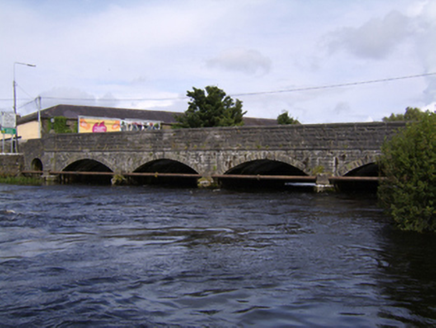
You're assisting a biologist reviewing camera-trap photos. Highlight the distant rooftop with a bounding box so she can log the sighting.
[18,104,278,127]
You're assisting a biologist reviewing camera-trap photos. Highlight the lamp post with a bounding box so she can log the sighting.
[13,61,36,152]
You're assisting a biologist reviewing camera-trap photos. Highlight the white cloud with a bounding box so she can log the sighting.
[412,2,436,71]
[333,102,351,115]
[423,101,436,113]
[207,48,272,75]
[327,10,411,59]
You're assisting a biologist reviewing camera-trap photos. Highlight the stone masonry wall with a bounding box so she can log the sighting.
[31,122,405,152]
[20,122,406,177]
[0,154,24,176]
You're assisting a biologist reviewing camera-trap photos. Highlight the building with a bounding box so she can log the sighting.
[17,104,278,140]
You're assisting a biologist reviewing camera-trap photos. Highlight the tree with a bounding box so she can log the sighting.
[277,110,300,125]
[382,107,430,122]
[173,86,246,128]
[378,111,436,233]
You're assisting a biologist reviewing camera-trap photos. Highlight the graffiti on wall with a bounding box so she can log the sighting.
[120,120,161,131]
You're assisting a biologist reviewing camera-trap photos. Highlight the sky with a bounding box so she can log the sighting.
[1,0,436,123]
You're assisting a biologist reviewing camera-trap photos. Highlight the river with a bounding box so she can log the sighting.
[0,184,435,327]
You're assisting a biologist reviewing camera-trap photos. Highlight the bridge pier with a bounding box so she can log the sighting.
[111,173,127,185]
[197,176,217,188]
[42,170,59,185]
[314,174,334,192]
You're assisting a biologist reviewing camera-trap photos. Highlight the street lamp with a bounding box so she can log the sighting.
[12,61,36,152]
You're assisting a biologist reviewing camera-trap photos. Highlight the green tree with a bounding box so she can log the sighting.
[277,110,300,125]
[378,111,436,233]
[173,86,246,128]
[382,107,430,122]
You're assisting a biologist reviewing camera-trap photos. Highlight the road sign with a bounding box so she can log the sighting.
[1,112,16,129]
[1,127,16,135]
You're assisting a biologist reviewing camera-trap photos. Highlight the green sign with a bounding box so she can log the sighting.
[1,127,16,135]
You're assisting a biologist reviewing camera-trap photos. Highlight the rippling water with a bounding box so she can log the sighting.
[0,184,435,327]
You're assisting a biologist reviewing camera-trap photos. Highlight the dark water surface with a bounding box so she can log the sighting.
[0,184,435,327]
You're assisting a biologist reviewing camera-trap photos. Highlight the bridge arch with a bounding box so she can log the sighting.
[224,159,307,176]
[335,155,380,192]
[58,154,116,174]
[219,157,309,189]
[63,158,112,173]
[123,152,203,177]
[343,162,379,177]
[337,154,379,176]
[154,153,202,175]
[218,151,309,176]
[31,158,43,172]
[130,158,199,186]
[60,158,114,184]
[133,158,198,174]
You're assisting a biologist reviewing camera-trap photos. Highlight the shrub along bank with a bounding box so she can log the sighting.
[378,112,436,233]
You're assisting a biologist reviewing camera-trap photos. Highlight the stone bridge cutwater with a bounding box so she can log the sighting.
[20,121,405,188]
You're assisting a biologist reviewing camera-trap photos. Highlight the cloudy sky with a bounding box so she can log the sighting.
[1,0,435,123]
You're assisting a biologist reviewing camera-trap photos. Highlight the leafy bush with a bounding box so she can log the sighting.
[53,116,77,133]
[378,112,436,232]
[382,107,431,122]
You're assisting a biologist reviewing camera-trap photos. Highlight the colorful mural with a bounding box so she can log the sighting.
[79,116,120,133]
[78,116,161,133]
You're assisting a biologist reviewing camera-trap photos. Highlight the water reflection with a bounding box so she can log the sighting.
[377,228,436,325]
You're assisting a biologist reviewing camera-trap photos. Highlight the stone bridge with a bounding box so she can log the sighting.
[20,122,405,187]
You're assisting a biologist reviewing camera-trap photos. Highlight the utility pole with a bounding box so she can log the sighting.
[13,62,36,152]
[37,96,42,138]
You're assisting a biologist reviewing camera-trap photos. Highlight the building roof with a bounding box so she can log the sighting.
[18,104,278,126]
[243,117,278,126]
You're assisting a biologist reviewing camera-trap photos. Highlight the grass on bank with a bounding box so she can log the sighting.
[0,175,43,186]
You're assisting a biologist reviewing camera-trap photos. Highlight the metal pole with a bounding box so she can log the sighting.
[1,112,3,153]
[13,80,16,116]
[12,79,16,153]
[37,96,41,138]
[13,62,36,152]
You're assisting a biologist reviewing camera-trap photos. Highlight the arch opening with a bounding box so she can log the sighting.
[337,162,380,193]
[31,158,43,173]
[344,163,379,177]
[221,159,308,190]
[62,159,113,185]
[131,159,199,187]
